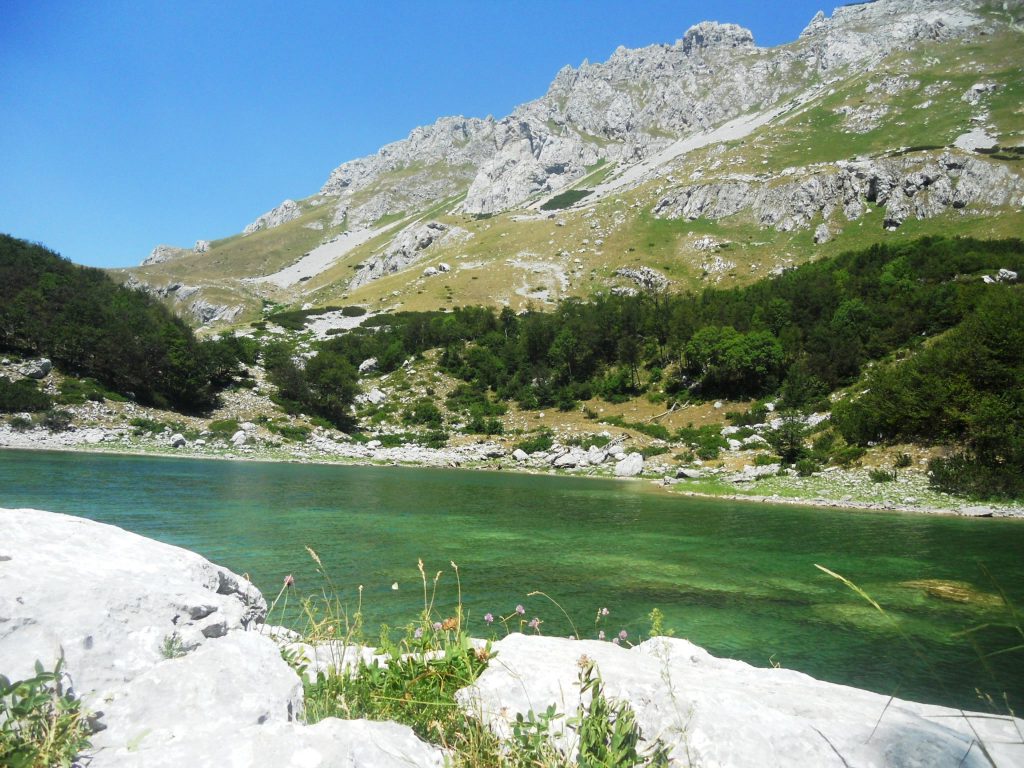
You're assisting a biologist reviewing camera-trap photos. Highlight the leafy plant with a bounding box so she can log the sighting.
[869,467,897,483]
[0,658,91,768]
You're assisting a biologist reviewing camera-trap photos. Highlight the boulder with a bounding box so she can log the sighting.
[358,357,378,374]
[231,430,248,446]
[586,445,608,465]
[512,448,529,462]
[613,452,644,477]
[21,358,52,379]
[170,433,187,448]
[0,509,445,768]
[457,633,1021,767]
[677,467,704,479]
[0,509,265,700]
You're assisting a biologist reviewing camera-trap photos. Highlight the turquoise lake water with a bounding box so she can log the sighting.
[1,448,1022,712]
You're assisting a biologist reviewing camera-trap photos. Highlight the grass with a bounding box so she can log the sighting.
[268,552,671,766]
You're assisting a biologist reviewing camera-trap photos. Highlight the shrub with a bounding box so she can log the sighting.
[795,458,820,477]
[8,415,32,432]
[129,416,165,435]
[754,453,778,466]
[401,400,444,429]
[267,423,310,442]
[869,468,897,483]
[208,418,239,437]
[894,453,913,469]
[0,377,51,413]
[40,409,72,432]
[0,658,91,768]
[515,430,554,454]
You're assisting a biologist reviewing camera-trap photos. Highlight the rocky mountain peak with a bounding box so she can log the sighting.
[678,21,755,54]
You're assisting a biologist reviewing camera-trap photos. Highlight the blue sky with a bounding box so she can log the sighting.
[1,0,830,268]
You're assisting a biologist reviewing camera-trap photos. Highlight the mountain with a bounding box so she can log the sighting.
[119,0,1024,327]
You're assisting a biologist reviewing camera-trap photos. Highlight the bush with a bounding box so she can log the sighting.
[895,453,913,469]
[267,423,310,442]
[795,458,820,477]
[0,658,91,768]
[129,416,165,435]
[515,430,554,454]
[208,418,239,437]
[40,409,72,432]
[0,377,51,413]
[869,468,897,483]
[402,400,444,429]
[754,453,778,466]
[8,415,33,432]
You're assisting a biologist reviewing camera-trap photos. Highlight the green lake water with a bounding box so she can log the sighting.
[1,448,1022,712]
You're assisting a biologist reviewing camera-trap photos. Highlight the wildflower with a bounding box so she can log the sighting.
[414,627,423,639]
[612,637,620,645]
[391,582,399,590]
[598,630,605,640]
[283,574,295,587]
[528,617,541,629]
[618,629,628,640]
[484,612,494,624]
[442,617,458,631]
[600,607,609,616]
[515,604,525,615]
[432,621,442,631]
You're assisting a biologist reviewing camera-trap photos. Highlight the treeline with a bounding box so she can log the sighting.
[315,236,1022,408]
[0,235,250,411]
[296,235,1021,496]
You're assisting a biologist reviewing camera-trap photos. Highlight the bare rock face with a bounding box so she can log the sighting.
[349,220,471,289]
[458,633,1024,767]
[652,153,1024,235]
[142,244,188,266]
[243,199,302,234]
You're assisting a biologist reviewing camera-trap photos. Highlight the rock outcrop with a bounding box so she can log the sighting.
[142,244,189,266]
[459,633,1023,767]
[0,508,444,768]
[652,152,1024,234]
[349,220,471,289]
[243,199,302,234]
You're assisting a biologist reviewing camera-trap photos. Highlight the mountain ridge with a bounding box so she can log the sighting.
[124,0,1023,327]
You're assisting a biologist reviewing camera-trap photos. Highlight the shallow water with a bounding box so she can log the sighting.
[1,448,1022,711]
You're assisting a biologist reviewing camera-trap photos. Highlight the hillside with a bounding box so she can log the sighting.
[117,0,1024,326]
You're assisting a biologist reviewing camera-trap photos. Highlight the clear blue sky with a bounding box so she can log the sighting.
[0,0,830,268]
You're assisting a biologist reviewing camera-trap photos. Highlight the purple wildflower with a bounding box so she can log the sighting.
[612,637,620,645]
[283,574,295,587]
[599,607,609,616]
[432,621,442,631]
[528,617,541,629]
[484,612,494,624]
[618,629,628,640]
[414,627,423,639]
[598,630,606,640]
[515,604,525,615]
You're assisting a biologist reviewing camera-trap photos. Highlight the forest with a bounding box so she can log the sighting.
[284,236,1023,496]
[0,235,251,411]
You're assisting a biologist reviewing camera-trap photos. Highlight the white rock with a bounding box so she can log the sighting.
[586,445,608,465]
[458,634,1021,768]
[231,430,248,446]
[170,433,187,448]
[0,509,265,701]
[358,357,378,374]
[422,266,438,277]
[21,358,52,379]
[613,452,644,477]
[512,448,529,462]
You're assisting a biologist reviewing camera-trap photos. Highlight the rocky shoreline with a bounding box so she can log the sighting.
[3,424,1023,520]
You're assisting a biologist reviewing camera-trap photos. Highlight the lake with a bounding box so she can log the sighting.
[1,448,1021,712]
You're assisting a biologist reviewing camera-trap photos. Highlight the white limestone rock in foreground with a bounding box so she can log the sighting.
[0,508,444,768]
[458,633,1024,768]
[0,507,265,698]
